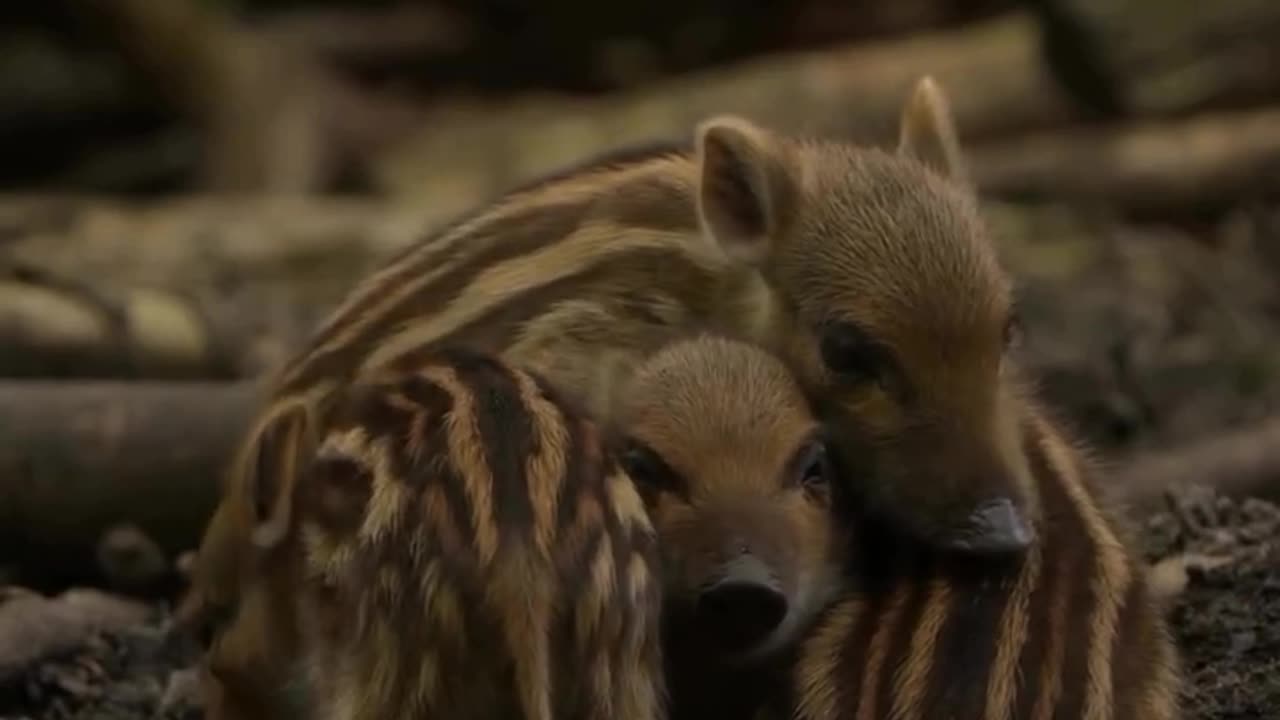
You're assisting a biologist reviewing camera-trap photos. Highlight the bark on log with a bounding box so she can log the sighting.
[970,106,1280,217]
[0,195,434,281]
[374,15,1280,207]
[59,0,1280,202]
[0,263,236,379]
[49,0,1280,198]
[2,193,1277,407]
[370,0,1280,202]
[1030,0,1280,117]
[373,11,1077,199]
[0,195,444,376]
[0,380,259,589]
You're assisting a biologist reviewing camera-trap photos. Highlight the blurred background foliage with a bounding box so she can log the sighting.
[0,0,1017,193]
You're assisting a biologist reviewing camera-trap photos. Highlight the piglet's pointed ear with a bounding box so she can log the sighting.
[695,115,794,266]
[897,76,969,184]
[242,399,318,551]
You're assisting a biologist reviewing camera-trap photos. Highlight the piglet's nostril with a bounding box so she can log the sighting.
[694,555,788,655]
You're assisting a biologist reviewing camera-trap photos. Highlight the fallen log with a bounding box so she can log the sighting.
[970,105,1280,217]
[373,11,1077,199]
[1029,0,1280,117]
[0,263,236,379]
[1,194,441,376]
[4,193,1278,398]
[55,0,1280,199]
[373,0,1280,202]
[0,380,259,589]
[1113,416,1280,513]
[69,5,1077,195]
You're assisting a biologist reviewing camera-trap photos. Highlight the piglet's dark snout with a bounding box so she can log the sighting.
[938,497,1034,555]
[694,554,787,654]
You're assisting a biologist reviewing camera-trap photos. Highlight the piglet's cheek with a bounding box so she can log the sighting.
[787,495,838,578]
[648,497,701,590]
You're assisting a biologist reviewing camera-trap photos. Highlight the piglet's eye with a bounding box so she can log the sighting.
[620,441,680,493]
[819,321,889,387]
[789,438,829,490]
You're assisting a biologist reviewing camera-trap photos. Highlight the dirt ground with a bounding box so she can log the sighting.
[1144,489,1280,719]
[0,483,1274,720]
[0,589,201,720]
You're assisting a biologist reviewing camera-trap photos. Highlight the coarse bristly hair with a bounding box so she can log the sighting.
[780,396,1181,720]
[197,348,666,720]
[608,334,848,720]
[244,77,1028,563]
[185,75,1068,717]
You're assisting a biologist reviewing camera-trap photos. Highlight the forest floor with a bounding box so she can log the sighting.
[1145,490,1280,719]
[0,482,1275,720]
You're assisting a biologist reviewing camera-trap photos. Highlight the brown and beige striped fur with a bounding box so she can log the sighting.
[609,337,1179,720]
[179,395,320,720]
[201,348,664,720]
[608,335,849,720]
[182,75,1047,712]
[785,401,1181,720]
[211,74,1040,572]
